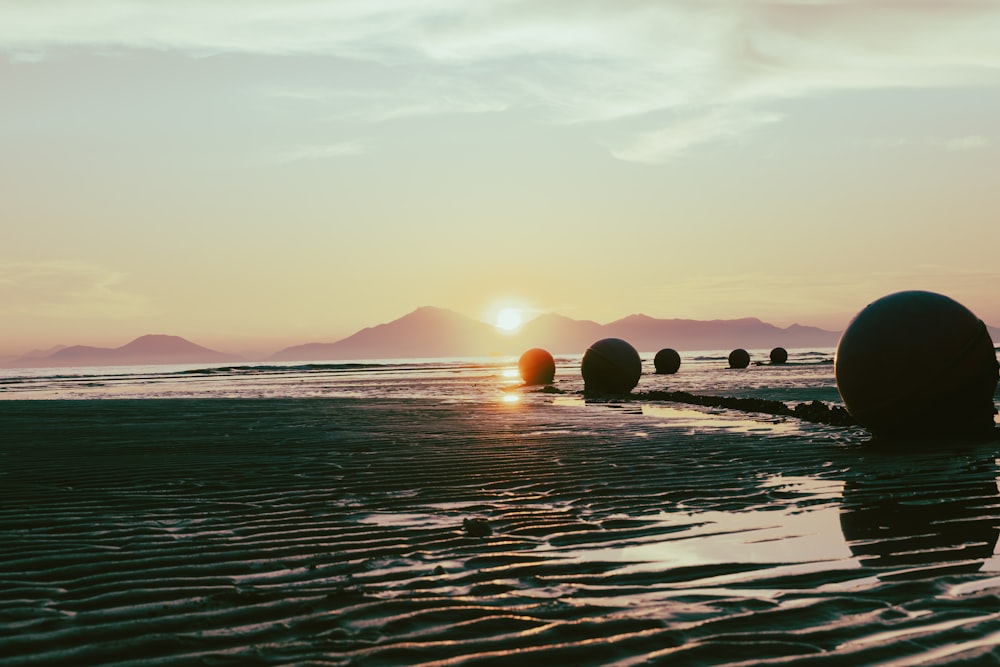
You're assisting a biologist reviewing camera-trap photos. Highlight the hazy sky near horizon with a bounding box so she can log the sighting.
[3,1,1000,357]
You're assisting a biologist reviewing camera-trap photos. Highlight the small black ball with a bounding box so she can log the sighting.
[728,348,750,369]
[582,338,642,394]
[654,348,681,374]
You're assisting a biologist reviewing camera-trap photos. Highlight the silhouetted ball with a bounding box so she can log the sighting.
[582,338,642,394]
[835,290,999,440]
[728,348,750,369]
[654,348,681,374]
[770,347,788,364]
[518,348,555,385]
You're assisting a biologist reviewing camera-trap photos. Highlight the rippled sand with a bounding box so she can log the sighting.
[2,398,1000,665]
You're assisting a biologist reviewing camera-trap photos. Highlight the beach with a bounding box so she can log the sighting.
[7,4,1000,661]
[3,375,1000,665]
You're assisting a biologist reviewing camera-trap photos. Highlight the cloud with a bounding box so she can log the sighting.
[940,135,991,151]
[267,141,369,164]
[873,135,992,151]
[7,49,45,64]
[610,108,784,163]
[3,1,1000,162]
[264,72,508,123]
[0,260,151,318]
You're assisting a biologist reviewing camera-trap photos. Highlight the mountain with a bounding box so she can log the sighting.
[7,310,990,369]
[11,335,242,368]
[19,344,67,358]
[271,306,500,361]
[603,315,839,352]
[516,313,606,353]
[270,307,843,362]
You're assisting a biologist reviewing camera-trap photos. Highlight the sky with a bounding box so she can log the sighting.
[2,0,1000,358]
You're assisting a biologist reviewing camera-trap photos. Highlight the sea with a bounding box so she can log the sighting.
[0,347,844,406]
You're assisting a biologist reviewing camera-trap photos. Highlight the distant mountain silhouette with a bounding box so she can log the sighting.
[601,315,838,353]
[517,313,606,353]
[270,306,843,362]
[271,306,499,361]
[19,344,67,358]
[11,335,242,368]
[8,311,996,368]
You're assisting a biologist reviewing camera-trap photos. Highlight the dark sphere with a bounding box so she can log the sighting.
[582,338,642,394]
[518,348,555,385]
[728,348,751,369]
[835,290,999,440]
[770,347,788,364]
[654,348,682,374]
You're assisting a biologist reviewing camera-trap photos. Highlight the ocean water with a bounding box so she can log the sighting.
[0,347,843,405]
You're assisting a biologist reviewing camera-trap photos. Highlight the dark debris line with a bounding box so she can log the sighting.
[536,385,857,427]
[635,390,857,427]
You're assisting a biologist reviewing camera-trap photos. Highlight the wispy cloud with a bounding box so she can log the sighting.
[873,134,993,151]
[610,108,784,163]
[267,141,369,164]
[0,260,151,318]
[940,135,991,151]
[264,73,508,123]
[3,1,1000,162]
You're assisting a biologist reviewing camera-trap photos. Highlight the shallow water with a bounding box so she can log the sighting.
[0,347,842,404]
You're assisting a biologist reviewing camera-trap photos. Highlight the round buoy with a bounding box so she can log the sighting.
[581,338,642,394]
[728,348,750,369]
[835,290,999,440]
[770,347,788,364]
[654,348,681,374]
[518,348,555,385]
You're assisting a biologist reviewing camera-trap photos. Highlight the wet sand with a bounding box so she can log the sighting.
[2,398,1000,665]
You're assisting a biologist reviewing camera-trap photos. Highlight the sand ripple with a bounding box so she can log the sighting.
[2,398,1000,665]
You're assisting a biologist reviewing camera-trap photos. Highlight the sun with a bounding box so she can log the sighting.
[494,307,524,332]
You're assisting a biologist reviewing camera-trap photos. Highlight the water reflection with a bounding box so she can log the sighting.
[840,450,1000,576]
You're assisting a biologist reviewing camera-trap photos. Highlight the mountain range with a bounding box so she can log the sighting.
[9,307,1000,368]
[271,306,842,361]
[9,334,242,368]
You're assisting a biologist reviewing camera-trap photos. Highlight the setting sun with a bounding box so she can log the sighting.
[495,308,524,332]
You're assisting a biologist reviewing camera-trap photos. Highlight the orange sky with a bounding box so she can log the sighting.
[2,2,999,359]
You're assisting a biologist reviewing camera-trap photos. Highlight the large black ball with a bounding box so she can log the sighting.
[582,338,642,395]
[518,348,555,385]
[728,348,750,369]
[835,290,999,440]
[654,348,681,374]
